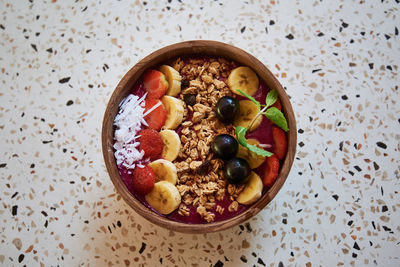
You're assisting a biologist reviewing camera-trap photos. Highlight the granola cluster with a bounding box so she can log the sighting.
[170,57,245,222]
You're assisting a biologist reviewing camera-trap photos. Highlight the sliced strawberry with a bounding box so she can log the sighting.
[143,70,168,99]
[272,98,282,110]
[144,99,166,131]
[138,129,163,159]
[132,165,155,195]
[263,155,280,187]
[272,126,287,160]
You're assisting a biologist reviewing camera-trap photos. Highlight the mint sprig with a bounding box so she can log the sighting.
[235,126,273,157]
[265,89,278,108]
[234,89,289,157]
[264,107,289,132]
[237,89,260,108]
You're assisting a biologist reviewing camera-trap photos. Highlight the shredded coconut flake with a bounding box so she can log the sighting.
[258,143,272,149]
[143,100,161,117]
[113,93,149,169]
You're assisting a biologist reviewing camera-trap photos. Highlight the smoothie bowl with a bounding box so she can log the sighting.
[102,41,296,233]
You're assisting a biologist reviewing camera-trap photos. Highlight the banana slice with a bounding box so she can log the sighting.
[145,181,181,215]
[236,172,263,205]
[159,129,181,161]
[161,95,184,130]
[149,159,178,185]
[233,100,262,132]
[237,139,266,169]
[160,65,182,97]
[227,66,259,96]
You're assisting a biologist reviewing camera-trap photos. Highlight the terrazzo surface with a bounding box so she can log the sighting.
[0,0,399,266]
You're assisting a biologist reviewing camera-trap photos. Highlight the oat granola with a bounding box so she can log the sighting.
[170,57,238,222]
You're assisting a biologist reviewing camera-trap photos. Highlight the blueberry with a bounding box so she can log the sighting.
[215,96,239,124]
[211,134,238,159]
[224,157,251,184]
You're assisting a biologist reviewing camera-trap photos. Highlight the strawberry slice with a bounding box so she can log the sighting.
[272,98,282,110]
[144,99,166,131]
[132,165,155,195]
[143,70,168,99]
[263,155,280,187]
[272,126,287,160]
[138,129,163,159]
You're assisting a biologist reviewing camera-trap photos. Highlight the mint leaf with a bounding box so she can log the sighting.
[235,126,248,147]
[265,89,278,108]
[235,126,273,157]
[237,89,260,108]
[246,143,274,157]
[265,107,289,132]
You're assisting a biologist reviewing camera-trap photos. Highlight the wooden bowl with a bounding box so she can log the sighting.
[102,40,296,233]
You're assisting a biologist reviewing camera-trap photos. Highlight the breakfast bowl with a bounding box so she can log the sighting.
[102,40,296,233]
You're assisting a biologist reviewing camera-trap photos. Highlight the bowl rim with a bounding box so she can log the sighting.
[102,40,297,233]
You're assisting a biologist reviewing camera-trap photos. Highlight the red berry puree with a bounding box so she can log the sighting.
[117,76,277,224]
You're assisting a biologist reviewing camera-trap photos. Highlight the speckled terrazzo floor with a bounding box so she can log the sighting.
[0,0,399,266]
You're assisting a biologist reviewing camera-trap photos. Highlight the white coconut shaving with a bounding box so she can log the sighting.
[258,143,272,149]
[113,93,161,169]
